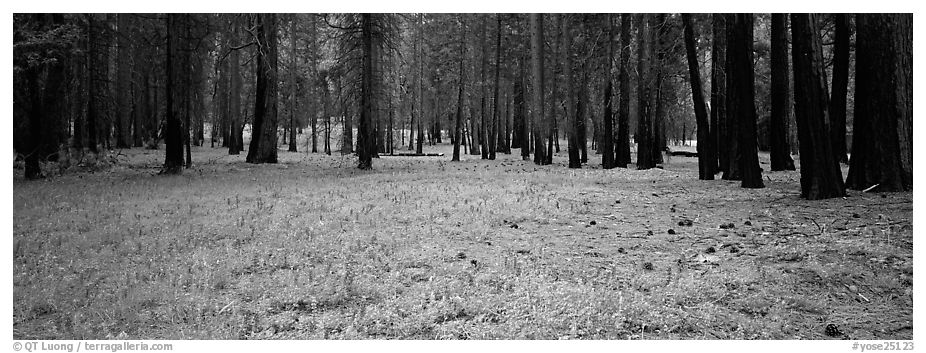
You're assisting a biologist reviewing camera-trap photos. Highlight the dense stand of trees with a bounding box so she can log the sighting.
[13,13,913,198]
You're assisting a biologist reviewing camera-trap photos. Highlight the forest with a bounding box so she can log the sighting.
[12,13,913,340]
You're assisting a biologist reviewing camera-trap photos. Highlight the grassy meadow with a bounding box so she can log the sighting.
[12,140,912,340]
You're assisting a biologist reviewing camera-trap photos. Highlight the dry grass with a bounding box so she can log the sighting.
[12,138,912,340]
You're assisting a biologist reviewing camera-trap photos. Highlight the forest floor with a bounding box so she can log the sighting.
[12,140,913,340]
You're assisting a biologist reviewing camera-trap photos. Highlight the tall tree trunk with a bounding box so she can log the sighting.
[134,67,146,147]
[575,69,592,168]
[435,107,442,144]
[408,113,415,150]
[246,13,279,164]
[830,13,850,164]
[505,89,512,151]
[846,14,912,192]
[408,18,417,152]
[546,15,559,166]
[517,58,530,160]
[228,18,243,155]
[615,14,632,168]
[149,63,160,146]
[323,79,331,155]
[416,13,425,155]
[480,14,489,159]
[415,93,424,154]
[682,14,715,180]
[289,16,298,152]
[102,15,115,150]
[491,13,503,158]
[212,24,226,149]
[339,75,353,154]
[466,107,474,152]
[408,74,415,151]
[431,84,440,145]
[510,83,521,148]
[710,14,727,175]
[468,58,480,155]
[115,13,131,149]
[769,14,796,171]
[194,46,206,148]
[577,68,588,164]
[503,87,511,153]
[721,14,741,180]
[728,14,763,188]
[370,41,382,159]
[72,39,86,151]
[310,16,319,153]
[39,14,67,162]
[651,14,667,166]
[562,14,580,168]
[791,13,846,199]
[162,14,184,174]
[653,78,665,166]
[600,14,616,169]
[636,14,656,170]
[216,23,229,148]
[85,14,100,154]
[23,67,44,178]
[388,99,395,154]
[183,14,193,168]
[357,14,375,169]
[452,15,466,162]
[530,13,548,165]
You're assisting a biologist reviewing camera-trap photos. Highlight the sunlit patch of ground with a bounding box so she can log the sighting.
[13,139,912,340]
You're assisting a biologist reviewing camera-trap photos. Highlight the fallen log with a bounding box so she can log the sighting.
[382,153,445,157]
[668,150,698,157]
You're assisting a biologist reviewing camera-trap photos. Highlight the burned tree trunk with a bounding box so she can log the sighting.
[162,14,184,174]
[721,14,742,180]
[846,14,912,192]
[790,13,846,199]
[769,14,796,171]
[228,19,243,155]
[357,14,375,169]
[246,13,279,164]
[682,14,715,180]
[727,14,763,188]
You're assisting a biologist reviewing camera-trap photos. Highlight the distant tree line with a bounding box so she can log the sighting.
[13,13,912,199]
